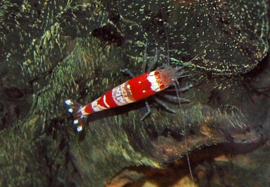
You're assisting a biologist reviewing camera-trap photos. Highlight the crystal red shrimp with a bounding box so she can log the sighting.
[65,67,185,132]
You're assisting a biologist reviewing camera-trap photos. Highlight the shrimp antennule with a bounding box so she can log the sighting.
[65,99,87,132]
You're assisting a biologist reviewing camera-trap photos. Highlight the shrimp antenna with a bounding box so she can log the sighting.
[160,5,171,67]
[174,81,194,182]
[160,3,194,183]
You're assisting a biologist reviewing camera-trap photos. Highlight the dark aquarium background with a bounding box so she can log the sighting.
[0,0,269,186]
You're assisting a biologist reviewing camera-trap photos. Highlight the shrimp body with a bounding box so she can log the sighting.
[65,68,181,131]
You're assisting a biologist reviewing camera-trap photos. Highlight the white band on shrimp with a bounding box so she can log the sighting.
[112,83,134,106]
[91,99,107,112]
[147,71,161,92]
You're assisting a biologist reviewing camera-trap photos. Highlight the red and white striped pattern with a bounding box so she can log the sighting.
[65,69,175,131]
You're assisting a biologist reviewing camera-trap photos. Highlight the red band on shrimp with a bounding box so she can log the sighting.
[84,104,95,114]
[104,90,119,108]
[128,73,156,101]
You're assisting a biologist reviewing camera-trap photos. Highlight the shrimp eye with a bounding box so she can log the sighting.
[159,82,165,89]
[154,71,160,78]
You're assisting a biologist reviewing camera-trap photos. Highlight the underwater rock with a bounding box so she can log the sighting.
[116,0,269,75]
[0,0,269,187]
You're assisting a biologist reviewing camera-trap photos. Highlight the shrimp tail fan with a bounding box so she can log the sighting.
[65,99,87,132]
